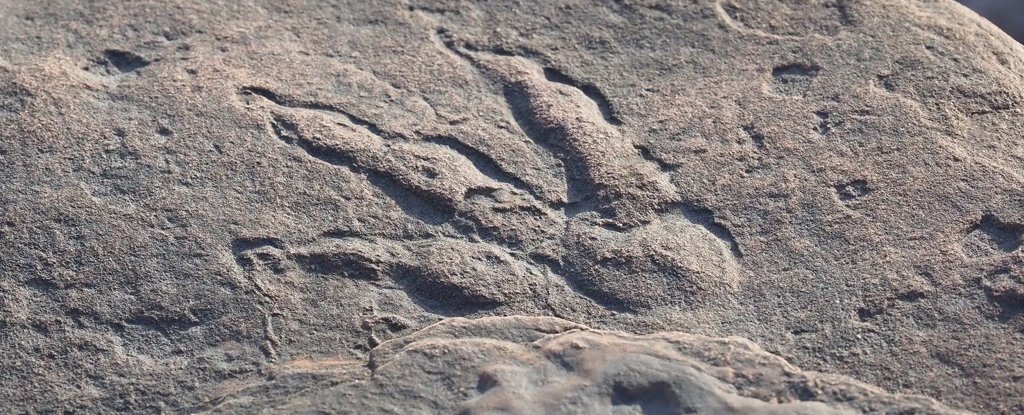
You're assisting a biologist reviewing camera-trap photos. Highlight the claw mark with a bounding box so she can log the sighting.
[287,237,549,315]
[239,86,283,103]
[364,172,456,226]
[448,44,680,226]
[680,205,743,258]
[422,31,742,311]
[267,115,356,166]
[431,28,472,66]
[240,86,390,138]
[244,90,458,225]
[541,67,622,126]
[228,23,745,318]
[240,86,561,238]
[426,135,539,199]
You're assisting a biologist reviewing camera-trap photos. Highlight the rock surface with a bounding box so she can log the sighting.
[1,0,1023,413]
[203,316,965,414]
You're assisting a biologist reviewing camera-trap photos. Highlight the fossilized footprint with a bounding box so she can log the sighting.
[231,27,742,332]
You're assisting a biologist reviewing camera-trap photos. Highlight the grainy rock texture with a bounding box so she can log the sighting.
[204,316,965,414]
[0,0,1022,413]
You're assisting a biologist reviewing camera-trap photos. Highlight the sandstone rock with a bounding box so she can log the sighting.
[203,317,965,414]
[1,0,1023,413]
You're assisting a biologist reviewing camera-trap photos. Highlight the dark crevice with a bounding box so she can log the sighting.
[476,372,500,394]
[561,198,599,218]
[611,381,691,415]
[101,49,150,73]
[788,382,822,401]
[264,114,453,226]
[634,144,678,172]
[968,214,1024,254]
[240,86,389,138]
[365,173,455,226]
[857,304,884,321]
[771,63,821,96]
[542,67,622,125]
[431,27,486,79]
[231,237,286,271]
[230,237,285,255]
[978,271,1012,320]
[319,227,438,243]
[327,108,388,138]
[426,135,539,198]
[790,327,813,336]
[772,63,821,79]
[835,0,853,27]
[679,204,743,258]
[982,284,1024,323]
[594,219,630,233]
[268,115,358,167]
[814,111,833,135]
[390,266,501,317]
[24,277,71,292]
[530,253,632,313]
[895,291,927,302]
[289,250,389,281]
[741,125,766,150]
[876,74,897,92]
[239,86,283,103]
[434,28,478,62]
[503,86,593,212]
[122,312,204,336]
[463,187,501,201]
[502,86,566,154]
